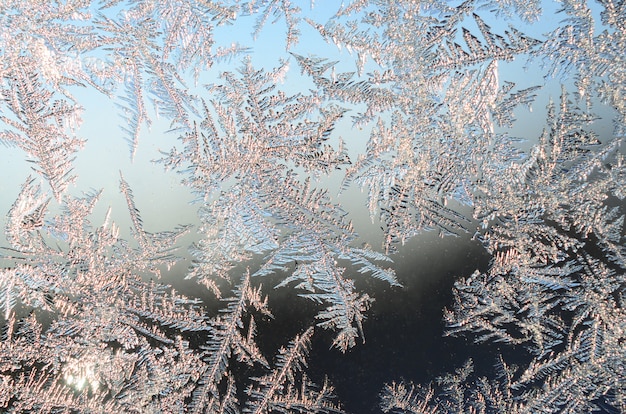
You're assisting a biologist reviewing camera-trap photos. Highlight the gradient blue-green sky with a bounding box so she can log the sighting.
[0,1,617,269]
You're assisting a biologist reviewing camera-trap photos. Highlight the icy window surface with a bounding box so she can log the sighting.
[0,1,624,412]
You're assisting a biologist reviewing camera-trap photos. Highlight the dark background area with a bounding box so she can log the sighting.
[252,233,498,413]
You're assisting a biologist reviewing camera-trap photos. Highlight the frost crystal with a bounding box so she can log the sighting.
[1,0,624,412]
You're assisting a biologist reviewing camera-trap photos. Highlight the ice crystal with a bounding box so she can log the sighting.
[1,0,624,412]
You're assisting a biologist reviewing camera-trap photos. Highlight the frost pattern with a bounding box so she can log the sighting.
[1,0,624,412]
